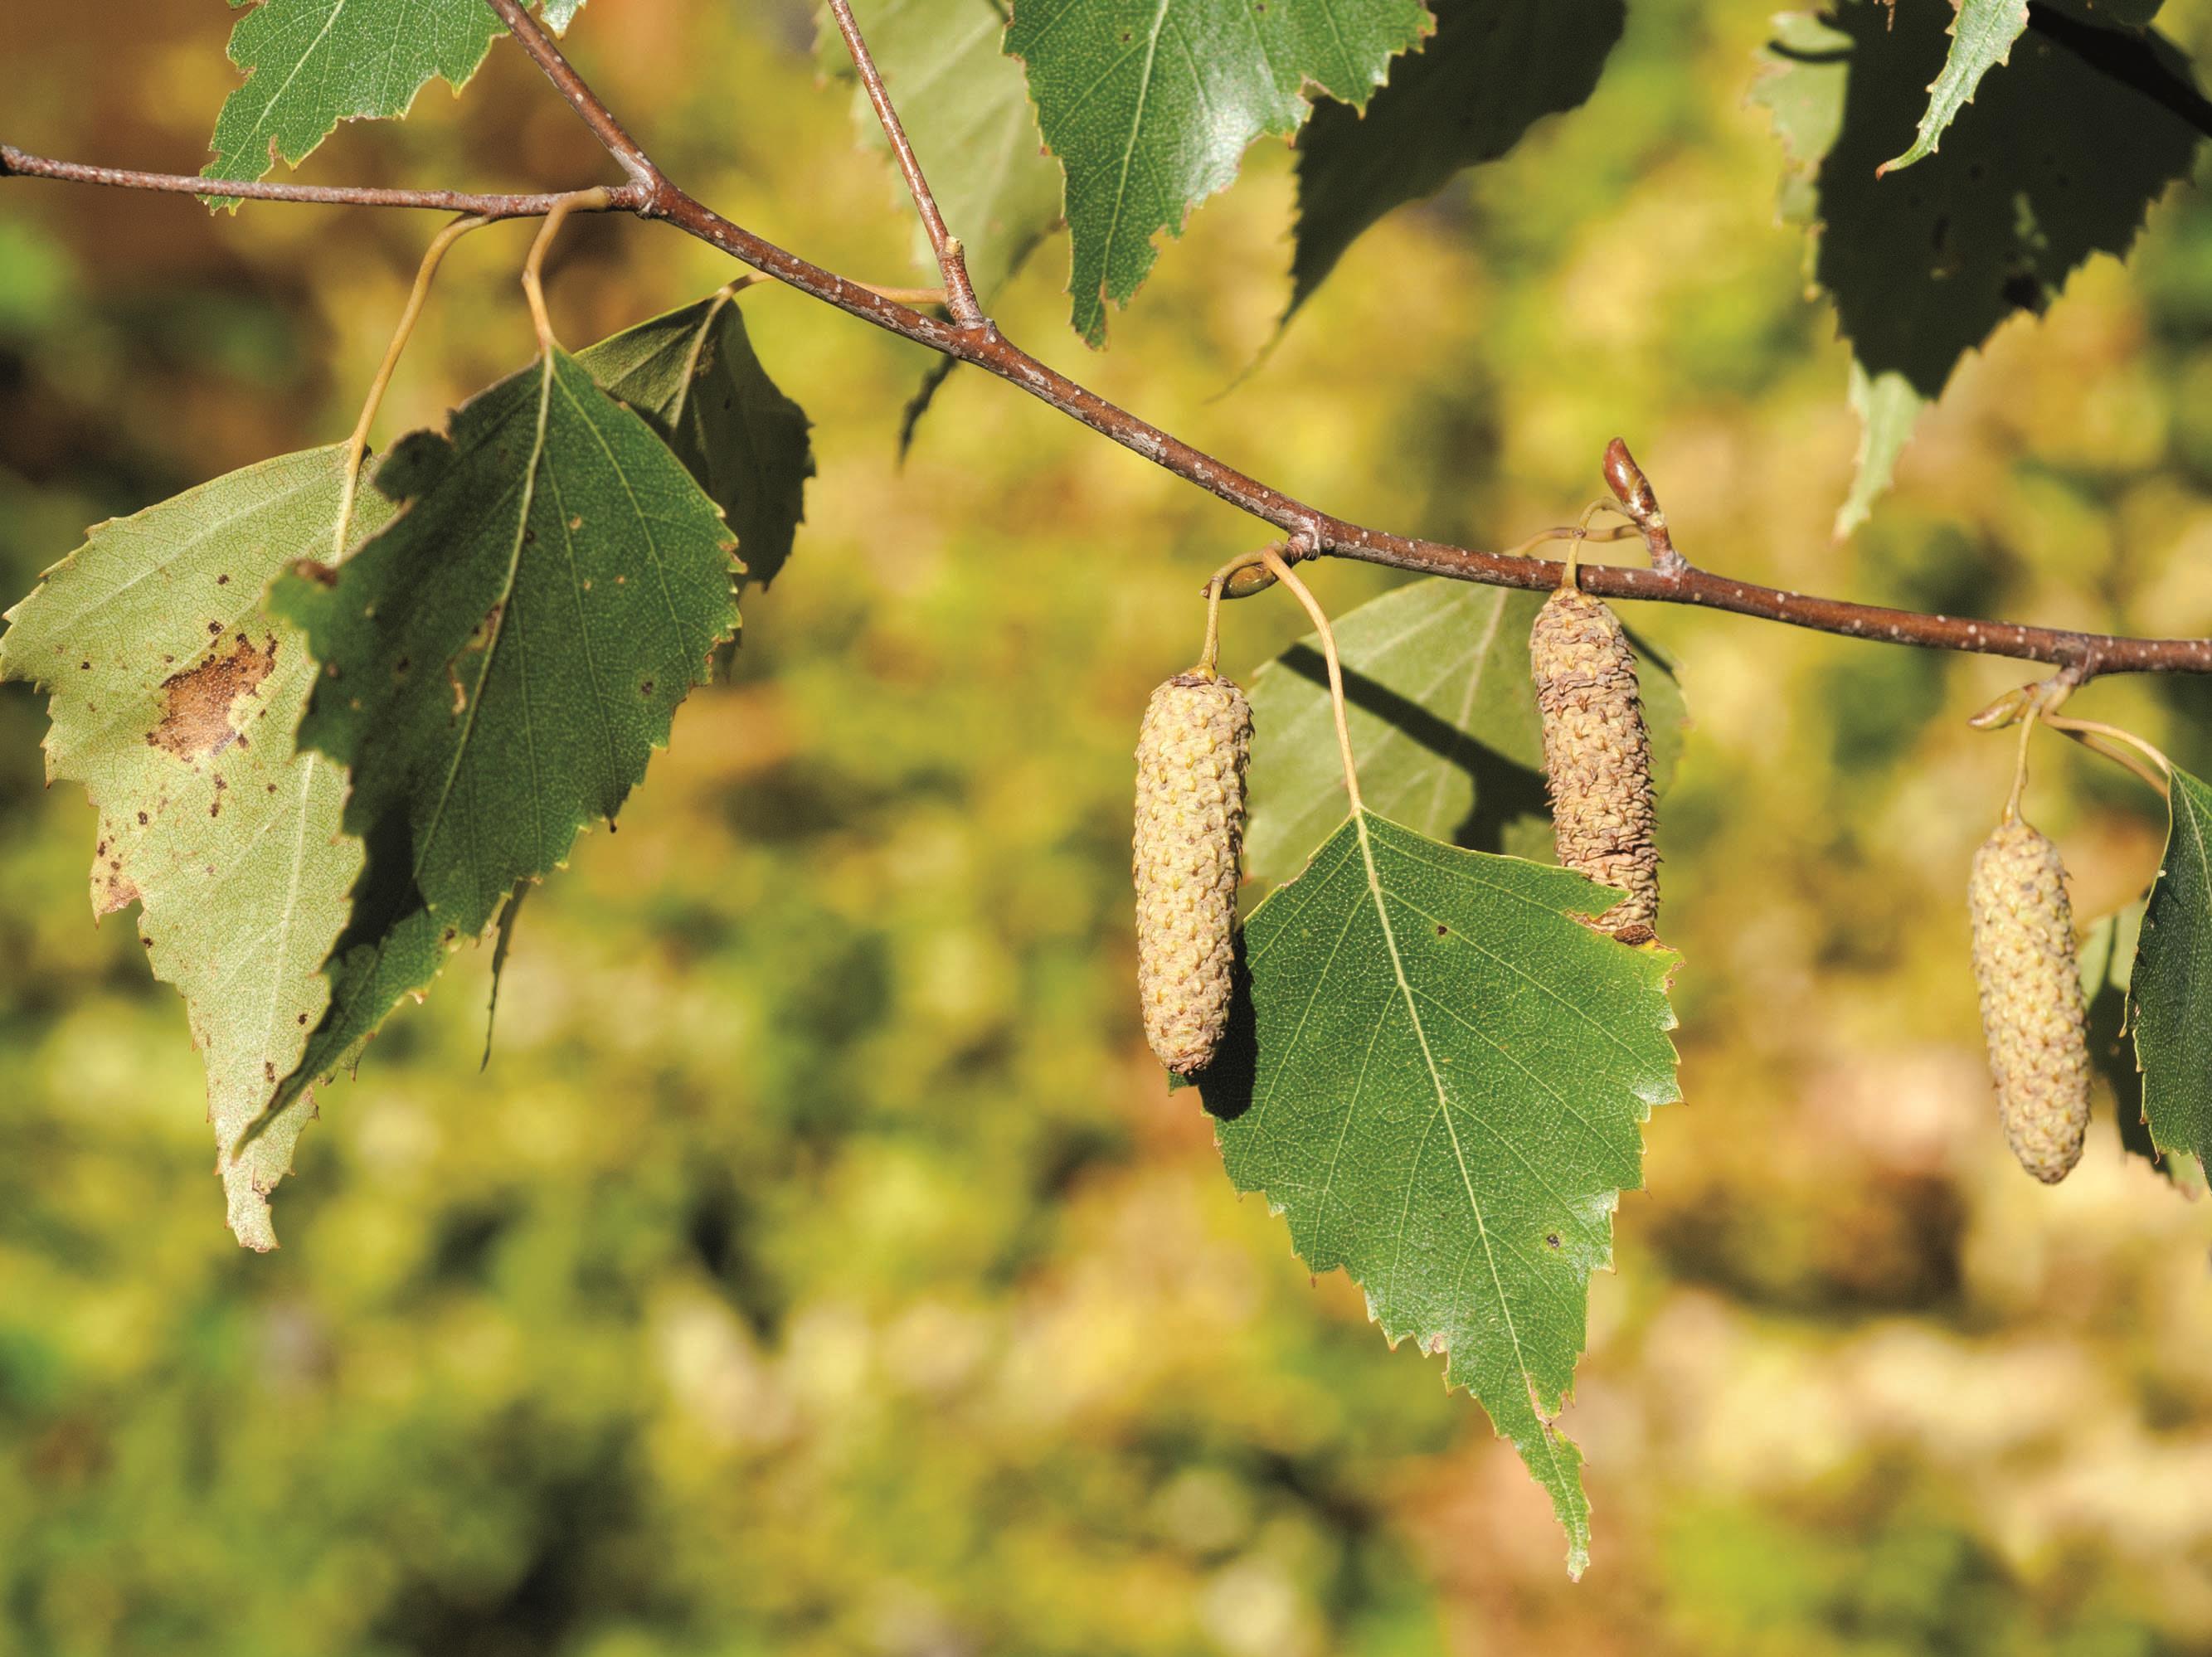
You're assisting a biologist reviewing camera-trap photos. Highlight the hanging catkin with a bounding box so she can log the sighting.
[1967,818,2092,1183]
[1530,586,1660,940]
[1132,672,1251,1074]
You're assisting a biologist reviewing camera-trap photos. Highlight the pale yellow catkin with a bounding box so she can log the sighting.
[1967,818,2092,1183]
[1132,673,1251,1075]
[1529,586,1660,940]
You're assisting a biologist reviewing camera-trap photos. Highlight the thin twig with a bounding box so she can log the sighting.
[820,0,986,326]
[637,191,2212,676]
[476,0,661,190]
[10,12,2212,683]
[0,144,639,216]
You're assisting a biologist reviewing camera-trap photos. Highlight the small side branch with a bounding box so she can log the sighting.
[820,0,986,326]
[0,145,641,217]
[477,0,662,190]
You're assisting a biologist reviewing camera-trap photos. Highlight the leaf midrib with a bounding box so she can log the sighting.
[1350,808,1569,1494]
[415,352,555,894]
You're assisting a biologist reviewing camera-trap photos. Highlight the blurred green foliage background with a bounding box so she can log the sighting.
[7,1,2212,1651]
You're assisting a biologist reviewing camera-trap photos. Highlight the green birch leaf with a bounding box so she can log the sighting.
[2079,899,2197,1188]
[1879,0,2028,175]
[265,347,739,1116]
[204,0,588,197]
[1201,809,1680,1577]
[818,0,1064,304]
[2128,765,2212,1176]
[0,445,395,1251]
[1834,362,1926,540]
[2044,0,2163,24]
[1006,0,1434,345]
[577,291,816,588]
[1289,0,1623,316]
[1751,10,1849,233]
[1754,0,2201,528]
[1242,578,1685,890]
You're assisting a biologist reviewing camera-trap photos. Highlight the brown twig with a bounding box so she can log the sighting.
[476,0,661,190]
[819,0,986,327]
[8,10,2212,683]
[648,185,2212,674]
[0,144,644,216]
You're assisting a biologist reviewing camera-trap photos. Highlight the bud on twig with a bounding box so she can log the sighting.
[1968,818,2092,1183]
[1530,587,1660,940]
[1133,673,1252,1074]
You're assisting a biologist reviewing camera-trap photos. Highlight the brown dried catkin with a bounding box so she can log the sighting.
[1967,818,2092,1183]
[1529,586,1660,940]
[1132,672,1252,1075]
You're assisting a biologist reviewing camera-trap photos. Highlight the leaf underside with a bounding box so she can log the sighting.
[1290,0,1624,316]
[0,446,395,1249]
[1006,0,1432,344]
[1242,578,1686,891]
[0,279,809,1246]
[1755,1,2201,528]
[1879,0,2028,175]
[266,347,740,1139]
[578,293,816,589]
[2128,766,2212,1176]
[205,0,587,197]
[1203,809,1680,1577]
[2079,900,2195,1188]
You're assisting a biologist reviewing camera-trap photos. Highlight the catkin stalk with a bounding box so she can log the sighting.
[1133,673,1252,1075]
[1967,818,2091,1183]
[1530,587,1660,940]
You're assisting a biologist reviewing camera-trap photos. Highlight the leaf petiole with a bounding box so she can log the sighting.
[333,213,495,564]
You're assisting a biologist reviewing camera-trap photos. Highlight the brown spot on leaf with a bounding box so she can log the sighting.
[95,866,141,917]
[154,634,275,760]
